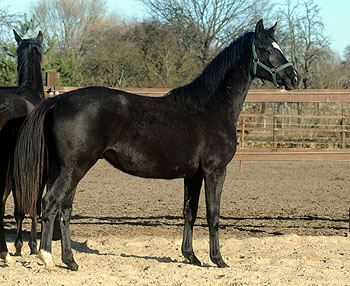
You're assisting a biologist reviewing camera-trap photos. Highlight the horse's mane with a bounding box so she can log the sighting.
[166,31,254,106]
[16,39,44,97]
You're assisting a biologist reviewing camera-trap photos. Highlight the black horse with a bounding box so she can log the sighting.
[13,20,299,271]
[0,30,44,127]
[0,30,45,264]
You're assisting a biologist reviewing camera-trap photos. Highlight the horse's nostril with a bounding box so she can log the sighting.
[292,76,299,86]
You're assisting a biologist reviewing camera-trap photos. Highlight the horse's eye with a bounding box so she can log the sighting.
[266,48,273,55]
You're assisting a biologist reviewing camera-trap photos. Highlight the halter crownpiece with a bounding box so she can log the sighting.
[251,38,293,87]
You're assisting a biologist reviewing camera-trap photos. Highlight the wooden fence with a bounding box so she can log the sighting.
[43,86,350,163]
[43,86,350,103]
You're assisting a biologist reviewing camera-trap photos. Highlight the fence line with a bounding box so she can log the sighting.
[239,113,349,149]
[45,87,350,103]
[43,86,350,163]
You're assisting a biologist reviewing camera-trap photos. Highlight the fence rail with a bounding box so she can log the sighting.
[44,87,350,103]
[43,86,350,162]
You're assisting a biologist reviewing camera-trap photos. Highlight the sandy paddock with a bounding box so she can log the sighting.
[1,160,350,285]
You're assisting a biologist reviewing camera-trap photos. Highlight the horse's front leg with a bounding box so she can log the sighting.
[204,167,228,268]
[182,173,203,266]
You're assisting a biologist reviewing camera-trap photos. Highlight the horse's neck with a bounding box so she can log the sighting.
[16,49,45,102]
[17,68,45,102]
[167,33,254,123]
[213,52,253,126]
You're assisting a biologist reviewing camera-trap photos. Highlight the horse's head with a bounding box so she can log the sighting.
[13,30,43,63]
[252,19,299,90]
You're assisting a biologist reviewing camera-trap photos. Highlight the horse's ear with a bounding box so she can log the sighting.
[255,19,265,39]
[268,22,277,36]
[37,31,43,46]
[13,29,22,44]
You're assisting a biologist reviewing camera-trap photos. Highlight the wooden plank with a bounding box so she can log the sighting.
[245,93,350,103]
[119,88,350,102]
[120,89,350,103]
[245,89,350,103]
[240,113,349,120]
[237,127,344,133]
[44,87,350,103]
[233,148,350,161]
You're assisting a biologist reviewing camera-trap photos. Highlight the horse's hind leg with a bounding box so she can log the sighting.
[28,181,46,255]
[58,188,77,271]
[0,199,12,263]
[39,173,80,270]
[14,208,25,256]
[0,166,13,263]
[28,215,39,254]
[204,167,228,268]
[181,173,203,266]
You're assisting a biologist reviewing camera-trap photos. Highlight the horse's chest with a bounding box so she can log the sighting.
[200,127,237,167]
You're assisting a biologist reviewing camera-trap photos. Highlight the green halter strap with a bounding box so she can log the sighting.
[251,38,293,87]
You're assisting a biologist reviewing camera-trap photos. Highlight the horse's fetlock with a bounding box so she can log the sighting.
[38,249,54,267]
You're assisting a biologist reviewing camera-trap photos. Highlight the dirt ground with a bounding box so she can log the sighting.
[2,160,350,285]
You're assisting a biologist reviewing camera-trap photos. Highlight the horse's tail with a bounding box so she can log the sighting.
[0,118,25,204]
[13,97,59,217]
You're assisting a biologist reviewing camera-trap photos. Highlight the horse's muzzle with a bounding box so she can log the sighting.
[285,69,300,90]
[292,73,300,88]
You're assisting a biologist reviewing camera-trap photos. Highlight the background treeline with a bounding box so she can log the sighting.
[0,0,349,89]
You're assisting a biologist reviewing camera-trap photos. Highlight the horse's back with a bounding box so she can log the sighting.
[47,86,202,179]
[0,91,29,128]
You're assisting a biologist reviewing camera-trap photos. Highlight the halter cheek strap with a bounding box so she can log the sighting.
[252,38,293,87]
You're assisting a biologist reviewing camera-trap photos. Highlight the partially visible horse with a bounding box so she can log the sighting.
[13,20,299,270]
[0,30,44,127]
[0,30,45,264]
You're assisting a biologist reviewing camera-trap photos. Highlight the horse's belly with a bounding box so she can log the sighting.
[103,143,199,179]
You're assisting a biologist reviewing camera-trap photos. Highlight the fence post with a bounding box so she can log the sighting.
[239,118,245,173]
[342,117,346,148]
[46,71,60,88]
[273,115,278,148]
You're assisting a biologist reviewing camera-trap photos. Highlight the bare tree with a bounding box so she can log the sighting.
[0,4,19,42]
[344,45,350,63]
[139,0,273,64]
[81,18,146,88]
[32,0,107,58]
[339,45,350,88]
[278,0,330,89]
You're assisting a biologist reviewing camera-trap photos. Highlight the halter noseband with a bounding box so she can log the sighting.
[252,38,293,87]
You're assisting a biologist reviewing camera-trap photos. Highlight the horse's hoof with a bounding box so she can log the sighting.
[216,260,229,268]
[38,250,54,268]
[29,242,38,255]
[190,256,201,266]
[183,252,201,266]
[30,249,38,255]
[0,252,14,264]
[15,241,23,256]
[67,261,79,271]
